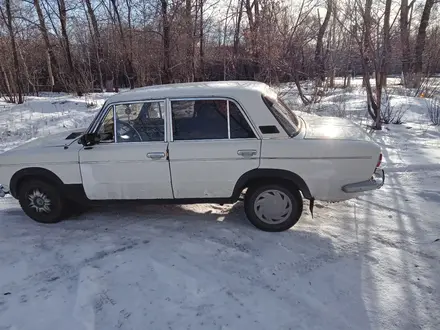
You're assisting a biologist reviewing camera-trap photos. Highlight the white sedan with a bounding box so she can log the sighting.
[0,81,384,231]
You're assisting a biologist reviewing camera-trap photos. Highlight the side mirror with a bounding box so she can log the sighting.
[79,133,100,147]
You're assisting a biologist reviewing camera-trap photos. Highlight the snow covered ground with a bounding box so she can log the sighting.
[1,82,440,330]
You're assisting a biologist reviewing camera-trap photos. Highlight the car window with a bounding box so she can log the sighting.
[172,100,228,140]
[114,101,165,143]
[172,101,195,118]
[97,107,115,142]
[171,99,256,141]
[146,102,163,119]
[229,102,255,139]
[261,95,299,137]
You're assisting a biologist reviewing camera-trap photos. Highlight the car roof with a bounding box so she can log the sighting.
[106,80,271,104]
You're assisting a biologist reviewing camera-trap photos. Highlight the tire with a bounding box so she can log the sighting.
[18,179,66,224]
[244,183,303,232]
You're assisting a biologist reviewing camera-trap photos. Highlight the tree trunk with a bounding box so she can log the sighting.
[185,0,194,81]
[375,0,392,130]
[315,0,332,86]
[245,0,260,76]
[400,0,411,86]
[199,0,204,80]
[0,60,13,102]
[84,0,105,91]
[412,0,435,88]
[1,0,23,103]
[111,0,135,89]
[328,1,337,88]
[126,0,135,88]
[34,0,59,90]
[233,0,244,79]
[57,0,81,95]
[361,0,382,128]
[161,0,172,83]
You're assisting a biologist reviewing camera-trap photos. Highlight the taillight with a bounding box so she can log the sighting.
[376,153,382,168]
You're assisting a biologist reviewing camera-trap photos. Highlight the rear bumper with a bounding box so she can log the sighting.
[342,168,385,193]
[0,184,9,198]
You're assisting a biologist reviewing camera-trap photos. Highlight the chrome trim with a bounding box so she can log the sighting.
[0,161,79,166]
[342,168,385,193]
[163,100,168,142]
[105,98,168,107]
[93,99,167,143]
[168,138,257,143]
[81,158,169,165]
[227,100,231,139]
[147,152,166,160]
[113,105,117,143]
[237,149,257,157]
[81,141,167,147]
[91,99,167,137]
[261,156,372,160]
[168,96,260,140]
[92,96,260,142]
[166,157,259,162]
[166,98,173,142]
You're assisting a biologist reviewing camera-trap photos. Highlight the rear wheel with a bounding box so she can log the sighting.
[244,183,303,232]
[18,179,66,224]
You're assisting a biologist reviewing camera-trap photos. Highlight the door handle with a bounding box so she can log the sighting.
[147,152,165,160]
[237,149,257,157]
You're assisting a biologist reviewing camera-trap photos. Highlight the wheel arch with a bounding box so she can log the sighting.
[10,167,64,198]
[233,168,312,200]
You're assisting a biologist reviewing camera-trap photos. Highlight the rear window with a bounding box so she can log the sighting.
[261,95,300,137]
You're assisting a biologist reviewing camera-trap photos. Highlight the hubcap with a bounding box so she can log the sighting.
[28,189,51,213]
[254,189,293,224]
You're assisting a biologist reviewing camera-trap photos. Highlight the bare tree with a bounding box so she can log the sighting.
[315,0,332,87]
[412,0,437,87]
[400,0,412,86]
[198,0,206,79]
[161,0,172,83]
[0,0,23,103]
[84,0,105,91]
[33,0,58,90]
[185,0,194,81]
[56,0,83,95]
[0,0,438,102]
[245,0,260,76]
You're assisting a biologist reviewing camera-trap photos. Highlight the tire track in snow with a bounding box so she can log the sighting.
[370,234,438,261]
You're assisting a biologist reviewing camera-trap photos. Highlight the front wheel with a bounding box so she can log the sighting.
[18,179,66,224]
[244,183,303,232]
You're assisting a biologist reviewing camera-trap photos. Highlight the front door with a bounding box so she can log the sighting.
[168,98,261,199]
[79,100,173,200]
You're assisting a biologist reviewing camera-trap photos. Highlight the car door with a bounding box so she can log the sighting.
[79,100,173,200]
[168,98,261,199]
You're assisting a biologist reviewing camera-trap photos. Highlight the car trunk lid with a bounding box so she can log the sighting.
[301,115,373,142]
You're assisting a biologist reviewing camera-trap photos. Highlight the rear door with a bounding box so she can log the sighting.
[168,98,261,198]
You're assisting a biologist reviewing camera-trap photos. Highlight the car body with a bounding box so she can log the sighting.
[0,81,384,231]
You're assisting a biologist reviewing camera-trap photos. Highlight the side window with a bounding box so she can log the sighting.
[114,101,165,143]
[229,102,255,139]
[98,107,115,143]
[172,100,228,140]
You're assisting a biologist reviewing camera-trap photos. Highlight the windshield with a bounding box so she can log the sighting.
[261,95,300,137]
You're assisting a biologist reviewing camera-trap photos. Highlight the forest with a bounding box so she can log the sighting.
[0,0,439,128]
